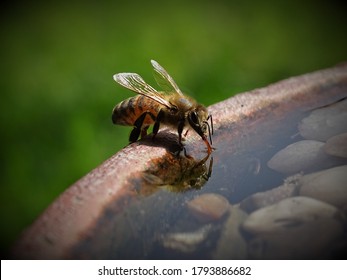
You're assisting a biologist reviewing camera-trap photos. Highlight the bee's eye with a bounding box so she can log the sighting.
[190,111,199,124]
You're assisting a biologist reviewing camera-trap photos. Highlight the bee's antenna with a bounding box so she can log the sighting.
[203,114,214,146]
[203,120,213,145]
[208,114,214,135]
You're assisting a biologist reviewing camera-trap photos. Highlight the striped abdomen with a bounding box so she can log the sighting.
[112,95,160,126]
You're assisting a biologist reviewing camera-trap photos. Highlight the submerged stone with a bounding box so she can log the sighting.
[239,174,300,213]
[324,133,347,158]
[242,196,343,259]
[267,140,330,174]
[186,193,230,223]
[213,206,248,259]
[299,165,347,209]
[298,99,347,142]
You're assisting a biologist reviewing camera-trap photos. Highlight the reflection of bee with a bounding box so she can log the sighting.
[141,152,214,195]
[112,60,213,153]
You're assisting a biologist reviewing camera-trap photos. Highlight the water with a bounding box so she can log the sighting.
[70,97,347,259]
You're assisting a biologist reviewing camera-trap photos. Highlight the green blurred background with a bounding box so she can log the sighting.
[1,0,346,256]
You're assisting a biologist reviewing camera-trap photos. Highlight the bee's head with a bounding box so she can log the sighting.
[188,105,213,148]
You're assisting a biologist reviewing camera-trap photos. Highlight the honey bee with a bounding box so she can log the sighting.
[112,60,213,154]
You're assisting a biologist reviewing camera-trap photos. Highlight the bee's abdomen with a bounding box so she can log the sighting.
[112,95,159,126]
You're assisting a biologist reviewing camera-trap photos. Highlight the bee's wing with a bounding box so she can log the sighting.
[151,60,184,96]
[113,73,172,108]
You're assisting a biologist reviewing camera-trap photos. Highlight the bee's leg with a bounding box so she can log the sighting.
[152,110,164,140]
[177,121,193,158]
[129,127,141,143]
[129,112,149,142]
[141,126,149,138]
[177,120,185,146]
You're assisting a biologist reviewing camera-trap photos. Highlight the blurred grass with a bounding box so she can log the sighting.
[0,0,346,256]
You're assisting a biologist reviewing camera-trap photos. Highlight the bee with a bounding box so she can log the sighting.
[112,60,213,154]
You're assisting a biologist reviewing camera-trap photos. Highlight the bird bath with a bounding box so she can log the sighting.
[13,63,347,259]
